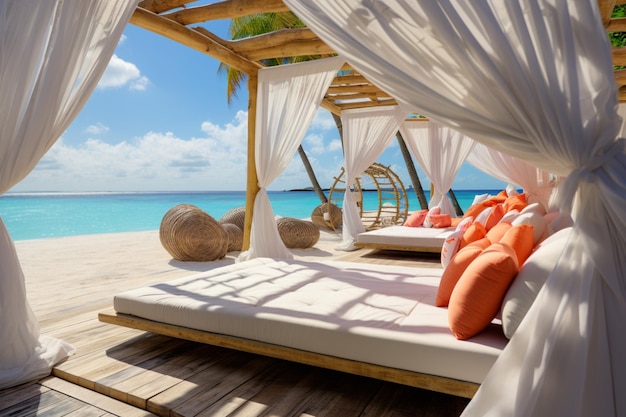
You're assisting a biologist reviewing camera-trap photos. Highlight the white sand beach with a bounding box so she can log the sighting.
[15,228,351,320]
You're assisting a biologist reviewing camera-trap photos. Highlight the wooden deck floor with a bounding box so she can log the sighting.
[3,234,469,417]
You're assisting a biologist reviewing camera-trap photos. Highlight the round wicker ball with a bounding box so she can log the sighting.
[160,204,228,262]
[222,223,243,252]
[311,203,342,230]
[219,206,246,230]
[277,217,320,249]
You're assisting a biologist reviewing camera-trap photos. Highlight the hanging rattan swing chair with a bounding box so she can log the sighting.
[327,162,409,230]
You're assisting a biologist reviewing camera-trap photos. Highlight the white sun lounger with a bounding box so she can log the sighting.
[354,225,455,253]
[99,257,507,398]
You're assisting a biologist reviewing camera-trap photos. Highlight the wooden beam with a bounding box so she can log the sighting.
[130,7,261,74]
[241,40,334,61]
[336,100,398,110]
[615,69,626,85]
[598,0,617,26]
[243,71,259,251]
[138,0,192,14]
[607,17,626,32]
[228,28,336,61]
[320,98,342,116]
[326,84,386,95]
[331,74,369,85]
[163,0,290,25]
[230,28,318,50]
[613,46,626,66]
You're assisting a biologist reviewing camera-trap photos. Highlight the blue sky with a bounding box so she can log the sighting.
[11,21,508,193]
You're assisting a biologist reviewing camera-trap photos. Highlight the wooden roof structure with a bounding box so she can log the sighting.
[134,0,626,106]
[131,0,626,248]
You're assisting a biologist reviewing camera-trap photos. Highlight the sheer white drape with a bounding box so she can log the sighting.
[239,57,344,261]
[619,103,626,137]
[0,0,138,389]
[337,106,404,251]
[400,120,475,216]
[284,1,626,416]
[467,143,556,208]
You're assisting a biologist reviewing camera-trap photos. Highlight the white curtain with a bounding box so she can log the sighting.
[284,1,626,416]
[467,143,556,208]
[239,56,344,261]
[619,102,626,137]
[0,0,138,389]
[400,120,475,216]
[337,106,405,251]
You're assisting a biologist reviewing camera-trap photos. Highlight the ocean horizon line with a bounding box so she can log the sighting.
[4,187,498,196]
[1,189,503,241]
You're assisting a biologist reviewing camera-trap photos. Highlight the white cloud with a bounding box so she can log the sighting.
[327,139,343,152]
[310,109,337,131]
[17,113,252,192]
[84,122,109,135]
[303,133,325,155]
[98,55,149,91]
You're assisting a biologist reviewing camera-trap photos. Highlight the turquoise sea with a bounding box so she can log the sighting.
[0,190,498,241]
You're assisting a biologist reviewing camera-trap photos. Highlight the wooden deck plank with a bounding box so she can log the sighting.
[193,358,312,416]
[40,377,156,417]
[167,355,273,417]
[0,382,49,411]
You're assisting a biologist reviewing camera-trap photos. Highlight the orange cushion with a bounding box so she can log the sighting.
[460,222,486,249]
[485,204,505,230]
[503,193,527,212]
[499,224,535,266]
[448,243,519,340]
[436,238,491,307]
[430,213,452,228]
[404,209,428,227]
[486,222,512,243]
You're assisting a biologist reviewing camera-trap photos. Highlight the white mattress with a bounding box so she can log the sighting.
[114,258,507,384]
[355,225,454,249]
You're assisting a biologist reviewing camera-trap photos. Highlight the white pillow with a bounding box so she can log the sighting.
[506,184,520,196]
[422,206,441,228]
[474,206,493,227]
[499,209,520,224]
[471,193,490,205]
[520,202,546,216]
[511,211,547,245]
[548,211,574,233]
[440,216,474,268]
[500,227,572,339]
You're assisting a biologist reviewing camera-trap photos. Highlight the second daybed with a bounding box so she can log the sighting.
[353,225,454,253]
[99,257,507,398]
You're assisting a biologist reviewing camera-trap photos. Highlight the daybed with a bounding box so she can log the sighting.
[99,257,507,398]
[354,225,455,253]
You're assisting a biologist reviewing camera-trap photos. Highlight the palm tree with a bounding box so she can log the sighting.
[220,13,328,204]
[395,131,428,210]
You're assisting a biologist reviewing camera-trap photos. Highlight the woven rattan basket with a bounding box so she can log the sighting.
[311,203,342,230]
[277,217,320,249]
[222,223,243,252]
[219,206,246,230]
[160,204,228,261]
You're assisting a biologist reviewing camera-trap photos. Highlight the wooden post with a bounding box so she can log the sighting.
[242,71,259,251]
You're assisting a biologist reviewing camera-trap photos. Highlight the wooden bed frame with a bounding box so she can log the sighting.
[98,309,479,399]
[353,241,443,253]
